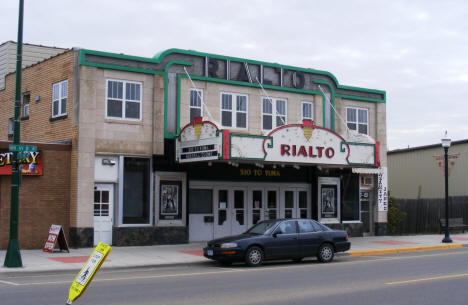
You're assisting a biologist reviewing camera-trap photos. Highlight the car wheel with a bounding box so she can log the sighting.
[292,257,303,263]
[317,243,334,263]
[245,246,264,267]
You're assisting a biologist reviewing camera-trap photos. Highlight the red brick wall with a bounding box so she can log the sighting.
[0,142,71,249]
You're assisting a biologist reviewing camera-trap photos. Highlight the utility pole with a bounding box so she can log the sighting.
[4,0,24,268]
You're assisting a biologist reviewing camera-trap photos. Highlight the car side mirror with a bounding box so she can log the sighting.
[273,231,281,238]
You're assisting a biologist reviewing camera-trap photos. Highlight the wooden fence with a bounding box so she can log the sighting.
[391,196,468,235]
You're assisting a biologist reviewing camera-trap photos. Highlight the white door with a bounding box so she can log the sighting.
[281,188,297,219]
[249,189,264,227]
[214,188,247,238]
[93,184,114,245]
[265,189,279,220]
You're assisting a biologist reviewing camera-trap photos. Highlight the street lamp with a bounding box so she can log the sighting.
[441,133,452,243]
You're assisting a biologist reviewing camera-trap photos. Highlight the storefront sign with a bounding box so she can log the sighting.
[176,118,221,163]
[377,167,388,212]
[0,151,42,175]
[262,121,349,165]
[43,224,69,253]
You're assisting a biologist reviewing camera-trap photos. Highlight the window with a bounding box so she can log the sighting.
[189,89,203,122]
[302,101,313,121]
[220,93,247,129]
[22,92,30,118]
[106,80,142,120]
[188,189,212,214]
[346,107,368,135]
[52,80,68,118]
[262,97,287,130]
[8,118,14,138]
[276,220,297,234]
[122,157,150,224]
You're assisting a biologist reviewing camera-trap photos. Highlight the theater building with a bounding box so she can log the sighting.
[0,44,387,248]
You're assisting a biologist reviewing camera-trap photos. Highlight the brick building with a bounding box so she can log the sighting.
[0,43,388,249]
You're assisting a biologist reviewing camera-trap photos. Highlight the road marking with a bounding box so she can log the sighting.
[0,280,20,286]
[386,273,468,285]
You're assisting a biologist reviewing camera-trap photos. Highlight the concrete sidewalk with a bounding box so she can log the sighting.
[1,233,468,274]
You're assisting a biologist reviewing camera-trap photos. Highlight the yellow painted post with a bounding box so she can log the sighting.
[66,242,112,304]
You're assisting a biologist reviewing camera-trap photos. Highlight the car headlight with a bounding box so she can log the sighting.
[220,242,238,248]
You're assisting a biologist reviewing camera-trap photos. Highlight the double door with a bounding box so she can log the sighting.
[248,187,310,226]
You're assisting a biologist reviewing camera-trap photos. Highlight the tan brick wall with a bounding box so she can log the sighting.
[0,50,75,142]
[0,142,71,249]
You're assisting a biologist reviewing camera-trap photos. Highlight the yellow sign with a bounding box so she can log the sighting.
[66,242,112,304]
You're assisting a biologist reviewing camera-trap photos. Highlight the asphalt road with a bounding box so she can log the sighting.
[2,248,468,305]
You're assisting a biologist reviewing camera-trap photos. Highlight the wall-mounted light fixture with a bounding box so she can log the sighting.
[101,158,116,166]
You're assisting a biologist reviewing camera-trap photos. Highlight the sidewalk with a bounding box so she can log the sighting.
[2,233,468,274]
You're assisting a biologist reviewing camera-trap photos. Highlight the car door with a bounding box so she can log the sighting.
[264,220,299,259]
[298,219,325,257]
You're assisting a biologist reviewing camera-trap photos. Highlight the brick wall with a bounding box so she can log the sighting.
[0,141,71,249]
[0,50,75,142]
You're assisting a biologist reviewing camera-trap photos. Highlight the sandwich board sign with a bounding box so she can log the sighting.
[66,242,112,304]
[43,224,69,253]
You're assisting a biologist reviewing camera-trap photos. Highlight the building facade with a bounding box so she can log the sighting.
[0,45,388,248]
[388,140,468,199]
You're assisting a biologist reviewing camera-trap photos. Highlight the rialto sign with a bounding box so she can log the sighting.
[177,119,378,167]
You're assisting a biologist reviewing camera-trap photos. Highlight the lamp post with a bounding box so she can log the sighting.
[441,134,452,243]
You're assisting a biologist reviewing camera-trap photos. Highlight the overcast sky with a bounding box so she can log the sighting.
[1,0,467,150]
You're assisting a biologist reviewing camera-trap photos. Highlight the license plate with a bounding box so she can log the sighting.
[207,249,213,256]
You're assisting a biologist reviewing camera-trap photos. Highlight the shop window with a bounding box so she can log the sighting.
[22,92,30,119]
[302,101,313,121]
[122,157,150,224]
[8,117,14,140]
[189,89,203,122]
[106,79,142,120]
[189,189,212,214]
[341,173,360,221]
[262,97,287,130]
[52,80,68,118]
[220,93,247,129]
[346,107,368,135]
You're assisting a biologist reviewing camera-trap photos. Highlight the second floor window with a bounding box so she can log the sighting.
[302,101,314,121]
[190,89,203,122]
[346,107,368,135]
[221,93,247,129]
[22,92,30,118]
[52,80,68,118]
[107,80,142,120]
[262,97,287,130]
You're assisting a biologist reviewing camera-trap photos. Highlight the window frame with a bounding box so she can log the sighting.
[106,79,143,121]
[346,106,369,135]
[51,80,68,118]
[189,88,203,122]
[261,97,288,131]
[220,92,248,130]
[301,101,314,121]
[22,92,30,119]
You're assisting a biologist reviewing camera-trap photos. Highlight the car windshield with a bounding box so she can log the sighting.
[245,221,278,235]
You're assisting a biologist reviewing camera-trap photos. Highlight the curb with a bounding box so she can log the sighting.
[348,243,463,256]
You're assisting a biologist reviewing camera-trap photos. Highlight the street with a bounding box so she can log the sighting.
[2,247,468,305]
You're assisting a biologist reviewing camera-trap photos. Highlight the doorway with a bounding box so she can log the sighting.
[93,184,114,245]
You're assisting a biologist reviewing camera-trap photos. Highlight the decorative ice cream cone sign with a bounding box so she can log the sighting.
[193,116,203,139]
[302,119,314,141]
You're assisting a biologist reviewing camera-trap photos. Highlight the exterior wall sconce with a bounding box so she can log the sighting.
[101,158,116,166]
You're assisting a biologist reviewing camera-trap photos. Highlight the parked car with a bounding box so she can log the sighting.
[203,219,350,266]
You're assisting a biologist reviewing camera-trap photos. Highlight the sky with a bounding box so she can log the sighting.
[1,0,467,150]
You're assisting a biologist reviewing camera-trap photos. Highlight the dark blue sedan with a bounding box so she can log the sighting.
[203,219,350,266]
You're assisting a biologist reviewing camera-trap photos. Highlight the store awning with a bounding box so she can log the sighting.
[352,167,383,174]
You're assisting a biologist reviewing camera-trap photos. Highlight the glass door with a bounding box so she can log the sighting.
[283,190,296,219]
[250,190,264,226]
[265,189,279,220]
[214,189,230,238]
[232,189,247,235]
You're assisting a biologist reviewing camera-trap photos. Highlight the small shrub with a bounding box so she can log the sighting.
[387,197,407,235]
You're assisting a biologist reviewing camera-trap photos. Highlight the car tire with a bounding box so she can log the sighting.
[245,246,264,267]
[317,243,334,263]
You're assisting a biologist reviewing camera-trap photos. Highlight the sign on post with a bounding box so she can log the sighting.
[9,144,37,152]
[43,224,69,253]
[66,242,112,305]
